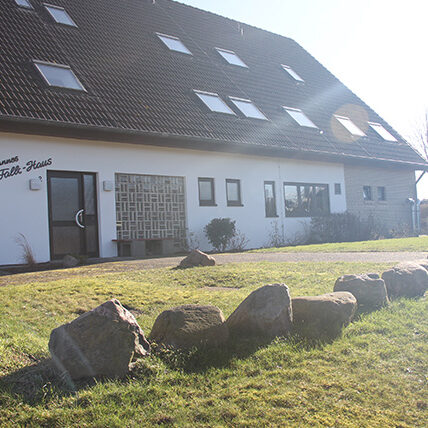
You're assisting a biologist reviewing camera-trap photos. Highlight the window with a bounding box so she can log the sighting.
[281,64,304,82]
[34,61,85,91]
[226,179,242,206]
[156,33,192,55]
[284,183,330,217]
[44,4,77,26]
[198,178,215,206]
[15,0,33,8]
[194,91,235,115]
[377,186,386,201]
[264,181,277,217]
[363,186,372,201]
[215,48,248,68]
[334,183,341,195]
[230,97,267,120]
[335,115,366,137]
[369,122,397,142]
[283,107,317,128]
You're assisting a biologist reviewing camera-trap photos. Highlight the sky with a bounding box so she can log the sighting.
[179,0,428,197]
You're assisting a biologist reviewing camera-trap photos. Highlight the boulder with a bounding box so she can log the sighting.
[62,255,79,268]
[414,259,428,271]
[149,304,228,349]
[226,284,292,339]
[334,273,389,311]
[179,249,216,268]
[292,292,357,339]
[381,262,428,299]
[49,299,150,379]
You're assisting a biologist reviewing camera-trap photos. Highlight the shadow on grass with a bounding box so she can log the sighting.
[151,333,331,374]
[0,335,332,405]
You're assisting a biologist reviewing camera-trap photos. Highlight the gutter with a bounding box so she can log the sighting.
[1,115,428,171]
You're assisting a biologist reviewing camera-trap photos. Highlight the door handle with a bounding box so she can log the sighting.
[75,209,85,229]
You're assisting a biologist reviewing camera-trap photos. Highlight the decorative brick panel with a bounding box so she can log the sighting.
[115,173,186,249]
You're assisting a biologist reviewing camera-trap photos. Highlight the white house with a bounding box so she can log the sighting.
[0,0,426,266]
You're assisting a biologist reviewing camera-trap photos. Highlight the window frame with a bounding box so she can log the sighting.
[193,90,235,115]
[15,0,33,9]
[281,64,305,83]
[156,32,192,55]
[335,115,366,137]
[377,186,386,201]
[368,122,397,142]
[283,182,330,218]
[215,47,248,68]
[198,177,216,207]
[363,185,373,201]
[229,97,268,120]
[283,106,317,128]
[225,179,242,207]
[33,60,86,91]
[44,3,77,27]
[334,183,342,195]
[264,181,277,217]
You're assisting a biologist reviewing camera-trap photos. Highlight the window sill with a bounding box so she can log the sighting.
[227,203,244,207]
[199,203,217,207]
[266,215,279,218]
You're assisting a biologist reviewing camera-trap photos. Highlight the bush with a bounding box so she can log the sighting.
[204,218,236,252]
[308,212,385,244]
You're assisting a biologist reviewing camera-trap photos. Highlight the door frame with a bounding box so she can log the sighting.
[47,170,100,260]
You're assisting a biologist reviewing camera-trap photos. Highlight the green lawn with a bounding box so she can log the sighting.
[252,236,428,253]
[0,261,427,427]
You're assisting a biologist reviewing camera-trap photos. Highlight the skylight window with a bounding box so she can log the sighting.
[369,122,397,142]
[283,107,317,128]
[156,33,192,55]
[215,48,248,68]
[15,0,33,9]
[194,91,235,115]
[335,115,366,137]
[281,64,304,82]
[230,97,267,120]
[34,61,85,91]
[44,4,77,27]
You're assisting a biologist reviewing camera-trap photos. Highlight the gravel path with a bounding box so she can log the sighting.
[1,251,427,286]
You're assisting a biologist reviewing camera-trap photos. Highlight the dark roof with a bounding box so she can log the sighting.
[0,0,426,168]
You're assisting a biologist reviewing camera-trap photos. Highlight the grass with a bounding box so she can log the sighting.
[252,236,428,253]
[0,261,427,427]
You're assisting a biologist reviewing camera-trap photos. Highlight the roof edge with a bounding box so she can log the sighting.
[1,116,427,171]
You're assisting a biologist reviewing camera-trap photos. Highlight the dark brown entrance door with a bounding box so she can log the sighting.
[47,171,99,259]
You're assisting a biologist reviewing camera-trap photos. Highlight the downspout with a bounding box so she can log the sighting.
[407,198,416,235]
[415,171,425,236]
[415,199,421,235]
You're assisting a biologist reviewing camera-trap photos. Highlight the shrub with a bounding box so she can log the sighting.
[308,212,384,244]
[204,218,236,252]
[229,229,249,252]
[15,233,36,266]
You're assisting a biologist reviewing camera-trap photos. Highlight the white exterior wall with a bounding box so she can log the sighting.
[0,132,347,265]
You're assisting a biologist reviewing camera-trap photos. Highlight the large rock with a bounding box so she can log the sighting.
[62,254,79,268]
[334,273,389,311]
[179,249,216,268]
[226,284,292,339]
[381,262,428,299]
[292,292,357,339]
[149,304,228,349]
[49,299,150,379]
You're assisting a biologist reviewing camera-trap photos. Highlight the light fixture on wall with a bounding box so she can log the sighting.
[29,178,42,190]
[103,180,114,191]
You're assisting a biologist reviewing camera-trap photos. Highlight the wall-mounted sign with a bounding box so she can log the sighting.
[0,155,53,181]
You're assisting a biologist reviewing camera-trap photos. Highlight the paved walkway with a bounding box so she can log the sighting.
[129,251,428,268]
